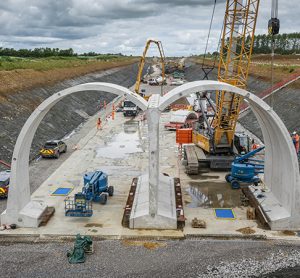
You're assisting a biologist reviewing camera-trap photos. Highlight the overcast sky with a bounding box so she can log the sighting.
[0,0,299,56]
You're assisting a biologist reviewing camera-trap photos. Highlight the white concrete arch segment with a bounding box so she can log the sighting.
[1,82,147,227]
[159,80,300,230]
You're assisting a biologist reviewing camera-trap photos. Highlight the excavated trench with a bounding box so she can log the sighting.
[0,63,145,170]
[1,61,299,171]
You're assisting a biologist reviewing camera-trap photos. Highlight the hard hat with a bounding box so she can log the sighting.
[292,131,296,135]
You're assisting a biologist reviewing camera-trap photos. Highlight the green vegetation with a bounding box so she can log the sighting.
[0,47,128,59]
[252,32,300,54]
[194,32,300,57]
[0,47,76,57]
[0,55,132,71]
[0,47,134,71]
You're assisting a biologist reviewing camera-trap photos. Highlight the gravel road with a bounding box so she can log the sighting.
[1,239,300,278]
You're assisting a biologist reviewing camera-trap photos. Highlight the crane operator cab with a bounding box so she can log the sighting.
[233,133,251,155]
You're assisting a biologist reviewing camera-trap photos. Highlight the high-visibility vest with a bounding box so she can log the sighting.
[292,134,299,143]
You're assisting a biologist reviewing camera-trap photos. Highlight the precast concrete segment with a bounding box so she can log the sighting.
[129,174,177,229]
[159,80,300,230]
[146,94,161,217]
[129,94,177,229]
[1,82,147,227]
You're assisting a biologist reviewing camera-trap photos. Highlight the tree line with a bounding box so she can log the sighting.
[250,32,300,54]
[0,47,76,58]
[0,47,126,58]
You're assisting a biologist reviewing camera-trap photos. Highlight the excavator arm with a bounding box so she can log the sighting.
[134,39,165,96]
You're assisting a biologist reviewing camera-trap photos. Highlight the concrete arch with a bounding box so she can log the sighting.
[2,80,299,230]
[1,82,147,227]
[159,80,300,230]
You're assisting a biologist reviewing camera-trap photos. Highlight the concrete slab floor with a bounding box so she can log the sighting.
[0,95,299,241]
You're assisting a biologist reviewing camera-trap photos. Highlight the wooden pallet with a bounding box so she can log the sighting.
[184,145,199,174]
[174,178,185,229]
[39,206,55,226]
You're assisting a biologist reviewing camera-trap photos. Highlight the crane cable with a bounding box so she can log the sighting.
[271,35,275,109]
[201,0,217,79]
[269,0,279,109]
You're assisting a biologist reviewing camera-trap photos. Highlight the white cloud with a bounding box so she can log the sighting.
[0,0,298,56]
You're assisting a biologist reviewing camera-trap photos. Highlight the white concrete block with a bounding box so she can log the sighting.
[1,201,47,228]
[130,174,177,229]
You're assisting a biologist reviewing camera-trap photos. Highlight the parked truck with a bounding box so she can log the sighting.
[123,100,139,117]
[0,170,10,198]
[40,140,67,159]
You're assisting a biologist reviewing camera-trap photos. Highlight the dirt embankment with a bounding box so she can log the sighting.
[0,58,138,100]
[0,63,142,167]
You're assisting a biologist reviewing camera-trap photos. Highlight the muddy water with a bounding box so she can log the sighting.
[96,120,143,159]
[186,181,241,208]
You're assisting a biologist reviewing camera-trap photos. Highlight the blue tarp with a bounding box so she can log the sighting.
[214,208,235,219]
[52,187,73,196]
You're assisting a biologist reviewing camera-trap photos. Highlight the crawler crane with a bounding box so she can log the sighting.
[183,0,260,174]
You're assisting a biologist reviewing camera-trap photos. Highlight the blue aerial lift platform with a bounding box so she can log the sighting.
[65,170,114,217]
[225,146,265,189]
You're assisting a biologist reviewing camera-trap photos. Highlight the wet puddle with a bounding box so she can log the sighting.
[189,174,220,180]
[96,120,143,159]
[186,181,241,208]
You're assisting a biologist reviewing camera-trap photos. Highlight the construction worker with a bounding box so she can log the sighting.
[292,131,299,155]
[251,139,259,150]
[96,117,102,130]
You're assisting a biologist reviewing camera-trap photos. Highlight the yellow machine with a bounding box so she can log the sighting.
[213,0,259,151]
[165,58,185,74]
[134,39,165,99]
[178,58,185,72]
[184,0,260,173]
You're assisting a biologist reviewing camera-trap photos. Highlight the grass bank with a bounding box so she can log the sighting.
[0,55,133,71]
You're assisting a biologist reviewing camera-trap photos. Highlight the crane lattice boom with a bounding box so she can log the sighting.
[214,0,260,148]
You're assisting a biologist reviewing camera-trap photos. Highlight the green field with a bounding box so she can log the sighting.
[0,55,134,71]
